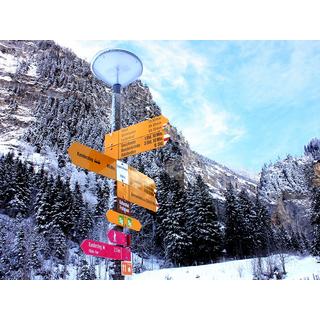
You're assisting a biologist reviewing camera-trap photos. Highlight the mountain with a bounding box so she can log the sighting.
[258,152,317,237]
[1,40,317,280]
[0,40,256,200]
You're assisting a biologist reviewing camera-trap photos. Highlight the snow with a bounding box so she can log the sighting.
[0,52,19,73]
[131,255,320,280]
[0,74,12,81]
[26,63,37,77]
[0,138,21,154]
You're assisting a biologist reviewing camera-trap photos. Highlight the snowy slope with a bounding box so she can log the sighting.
[131,255,320,280]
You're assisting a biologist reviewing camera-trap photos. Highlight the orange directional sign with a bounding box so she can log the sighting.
[129,166,156,196]
[107,115,168,144]
[106,209,142,232]
[104,115,170,159]
[121,261,133,276]
[117,182,158,213]
[68,141,116,180]
[116,160,156,193]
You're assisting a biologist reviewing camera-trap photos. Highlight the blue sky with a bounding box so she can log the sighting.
[57,40,320,175]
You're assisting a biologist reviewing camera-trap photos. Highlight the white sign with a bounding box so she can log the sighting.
[116,160,129,184]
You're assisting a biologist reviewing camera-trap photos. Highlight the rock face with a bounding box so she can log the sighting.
[258,154,314,236]
[0,40,257,202]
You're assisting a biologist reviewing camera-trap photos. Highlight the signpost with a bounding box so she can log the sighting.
[104,115,170,160]
[68,145,156,200]
[128,166,156,196]
[80,239,131,261]
[117,181,158,213]
[68,141,116,180]
[116,160,156,195]
[107,229,131,247]
[76,48,170,280]
[106,210,142,232]
[114,160,157,212]
[121,261,133,276]
[117,198,131,215]
[92,48,143,279]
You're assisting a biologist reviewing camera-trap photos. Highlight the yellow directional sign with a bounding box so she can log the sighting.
[104,115,170,159]
[68,141,116,180]
[107,115,168,144]
[106,209,142,232]
[68,143,158,212]
[117,181,158,213]
[129,166,156,196]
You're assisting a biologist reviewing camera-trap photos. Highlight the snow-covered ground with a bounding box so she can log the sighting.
[131,255,320,280]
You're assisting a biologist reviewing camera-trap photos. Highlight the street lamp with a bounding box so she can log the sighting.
[91,49,143,280]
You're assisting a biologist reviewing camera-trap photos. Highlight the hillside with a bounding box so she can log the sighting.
[0,40,318,280]
[0,40,256,200]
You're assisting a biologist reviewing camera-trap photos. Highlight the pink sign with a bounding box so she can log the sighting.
[107,230,131,247]
[80,239,131,261]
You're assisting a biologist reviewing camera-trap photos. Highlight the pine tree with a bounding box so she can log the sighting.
[224,183,243,258]
[29,237,42,277]
[163,178,192,266]
[33,167,49,213]
[288,226,302,253]
[131,206,155,260]
[77,203,93,242]
[49,226,67,260]
[187,175,222,264]
[300,232,311,254]
[154,171,174,256]
[0,226,10,279]
[35,175,55,237]
[274,225,291,253]
[311,186,320,256]
[92,182,110,241]
[94,183,110,221]
[51,176,74,237]
[89,264,96,280]
[237,189,256,257]
[71,182,88,242]
[0,152,15,209]
[253,196,274,256]
[78,257,91,280]
[13,228,29,279]
[8,159,31,218]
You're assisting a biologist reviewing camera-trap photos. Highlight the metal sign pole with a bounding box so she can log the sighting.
[110,83,124,280]
[91,48,143,280]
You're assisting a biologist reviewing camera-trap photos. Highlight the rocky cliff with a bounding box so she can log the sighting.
[0,40,257,202]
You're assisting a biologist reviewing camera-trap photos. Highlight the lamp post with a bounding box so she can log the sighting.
[91,49,143,280]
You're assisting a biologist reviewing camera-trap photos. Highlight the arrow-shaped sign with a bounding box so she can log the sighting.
[68,142,158,212]
[117,198,131,215]
[104,115,170,159]
[117,181,158,213]
[106,210,142,232]
[68,141,116,180]
[80,239,131,260]
[107,229,131,247]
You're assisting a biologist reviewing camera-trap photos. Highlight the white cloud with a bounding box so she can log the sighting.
[177,98,245,158]
[130,41,246,160]
[235,41,320,109]
[135,41,207,92]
